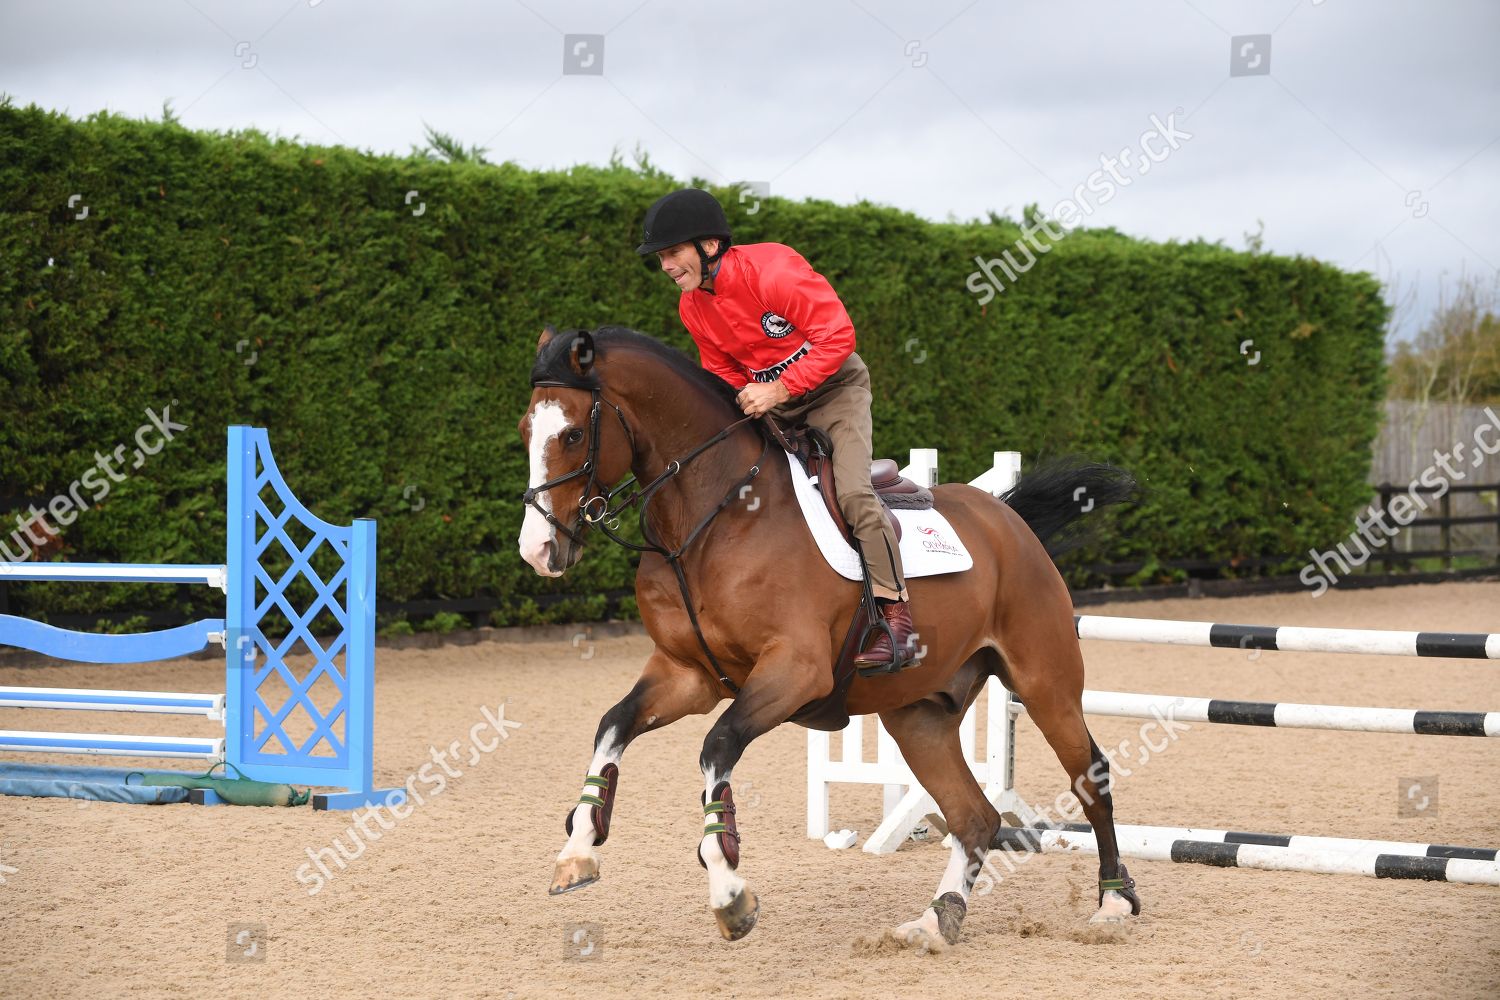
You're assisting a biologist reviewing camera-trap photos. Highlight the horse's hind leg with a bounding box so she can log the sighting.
[1002,634,1142,923]
[550,649,720,895]
[878,698,1001,951]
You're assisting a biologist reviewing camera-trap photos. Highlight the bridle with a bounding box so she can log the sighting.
[519,386,635,547]
[521,378,774,695]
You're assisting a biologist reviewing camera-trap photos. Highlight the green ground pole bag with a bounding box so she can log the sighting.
[133,762,310,807]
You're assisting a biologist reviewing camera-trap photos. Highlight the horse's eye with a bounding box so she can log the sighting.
[566,429,585,445]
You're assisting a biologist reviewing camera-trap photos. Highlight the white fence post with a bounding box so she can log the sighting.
[969,451,1022,498]
[806,729,830,839]
[900,448,939,489]
[876,721,905,818]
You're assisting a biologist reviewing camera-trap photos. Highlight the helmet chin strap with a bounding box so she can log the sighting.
[692,238,726,291]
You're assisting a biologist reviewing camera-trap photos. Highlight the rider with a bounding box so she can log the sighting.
[635,187,915,670]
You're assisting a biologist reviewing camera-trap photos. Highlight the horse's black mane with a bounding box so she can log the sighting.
[531,325,754,428]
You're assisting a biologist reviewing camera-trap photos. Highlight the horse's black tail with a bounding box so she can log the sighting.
[997,458,1140,561]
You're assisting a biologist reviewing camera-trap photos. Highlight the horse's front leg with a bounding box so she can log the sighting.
[550,650,721,895]
[697,641,832,940]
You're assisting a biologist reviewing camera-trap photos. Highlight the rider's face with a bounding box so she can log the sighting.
[655,239,720,292]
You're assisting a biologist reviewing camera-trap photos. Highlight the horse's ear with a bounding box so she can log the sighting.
[537,324,558,354]
[568,331,596,375]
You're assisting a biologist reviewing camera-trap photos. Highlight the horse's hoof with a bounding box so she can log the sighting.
[1088,890,1135,924]
[1090,865,1141,923]
[713,888,759,941]
[932,892,967,944]
[890,920,947,954]
[549,855,600,895]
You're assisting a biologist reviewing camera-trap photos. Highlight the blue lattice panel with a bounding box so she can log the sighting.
[224,427,390,805]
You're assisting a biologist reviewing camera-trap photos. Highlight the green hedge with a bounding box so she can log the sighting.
[0,101,1388,626]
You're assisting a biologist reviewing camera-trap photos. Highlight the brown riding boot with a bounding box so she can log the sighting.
[854,600,918,670]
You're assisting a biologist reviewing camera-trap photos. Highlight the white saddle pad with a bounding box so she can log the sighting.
[782,450,973,581]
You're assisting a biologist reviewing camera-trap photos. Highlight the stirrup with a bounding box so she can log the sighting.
[849,528,917,677]
[854,617,917,678]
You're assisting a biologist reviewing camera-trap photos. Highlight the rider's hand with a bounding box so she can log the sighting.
[736,380,791,417]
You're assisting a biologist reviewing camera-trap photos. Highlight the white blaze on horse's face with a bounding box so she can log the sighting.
[519,400,570,577]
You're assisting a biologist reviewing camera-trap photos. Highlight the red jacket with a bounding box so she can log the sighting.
[677,243,855,397]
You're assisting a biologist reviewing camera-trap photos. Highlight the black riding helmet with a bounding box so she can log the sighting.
[635,188,732,276]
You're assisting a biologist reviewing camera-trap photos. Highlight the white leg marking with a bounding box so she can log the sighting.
[700,768,745,909]
[519,400,567,576]
[557,728,623,862]
[894,838,977,949]
[1092,889,1134,923]
[935,838,979,900]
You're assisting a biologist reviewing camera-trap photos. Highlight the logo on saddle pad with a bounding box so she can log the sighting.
[914,525,962,556]
[760,311,796,338]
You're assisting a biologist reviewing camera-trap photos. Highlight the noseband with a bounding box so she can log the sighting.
[521,378,773,694]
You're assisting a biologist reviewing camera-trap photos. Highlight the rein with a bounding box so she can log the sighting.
[523,380,772,695]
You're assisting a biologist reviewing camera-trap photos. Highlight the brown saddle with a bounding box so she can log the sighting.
[763,418,932,546]
[762,417,933,731]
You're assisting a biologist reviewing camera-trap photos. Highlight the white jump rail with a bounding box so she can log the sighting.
[1070,690,1500,738]
[1075,614,1500,660]
[0,731,224,759]
[992,823,1500,886]
[0,562,228,592]
[1003,819,1500,861]
[0,687,224,718]
[0,565,230,764]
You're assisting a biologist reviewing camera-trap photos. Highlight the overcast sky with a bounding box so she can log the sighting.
[4,0,1497,341]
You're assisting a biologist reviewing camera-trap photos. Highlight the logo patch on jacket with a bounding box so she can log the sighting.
[760,311,796,338]
[749,343,809,383]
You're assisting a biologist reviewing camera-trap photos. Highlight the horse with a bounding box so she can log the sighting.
[517,324,1142,948]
